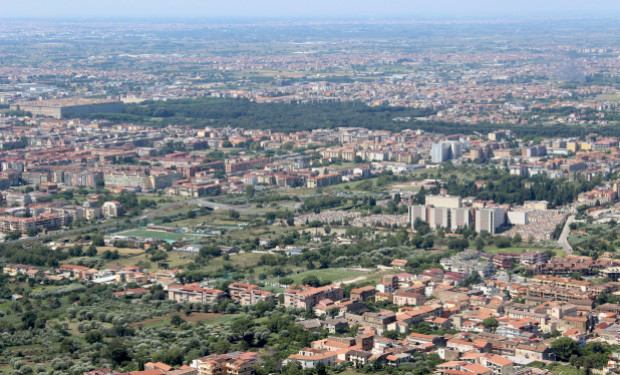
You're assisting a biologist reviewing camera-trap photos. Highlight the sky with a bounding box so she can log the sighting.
[1,0,618,19]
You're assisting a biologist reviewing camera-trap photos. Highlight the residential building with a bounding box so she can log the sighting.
[168,283,226,304]
[284,285,344,309]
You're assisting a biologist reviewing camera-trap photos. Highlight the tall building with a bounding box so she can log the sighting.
[426,195,462,209]
[448,141,463,159]
[451,208,471,231]
[409,204,471,231]
[408,205,427,227]
[431,143,451,163]
[429,207,450,229]
[431,141,465,163]
[475,207,505,234]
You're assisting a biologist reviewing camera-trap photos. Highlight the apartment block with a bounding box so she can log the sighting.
[225,157,270,174]
[284,284,344,309]
[168,283,226,304]
[228,282,275,305]
[191,352,259,375]
[0,213,62,234]
[475,208,505,234]
[306,173,342,188]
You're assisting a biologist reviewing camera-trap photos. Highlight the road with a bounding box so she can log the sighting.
[557,215,575,254]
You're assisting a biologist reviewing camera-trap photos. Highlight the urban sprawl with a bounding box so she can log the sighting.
[0,18,619,375]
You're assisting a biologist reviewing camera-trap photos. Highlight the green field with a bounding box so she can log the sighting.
[276,268,368,285]
[117,229,208,242]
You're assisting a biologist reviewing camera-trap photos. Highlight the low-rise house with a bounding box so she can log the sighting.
[496,318,539,338]
[514,343,555,361]
[350,285,376,301]
[393,290,426,306]
[446,338,492,354]
[460,353,515,375]
[283,349,343,370]
[562,329,586,347]
[3,264,38,277]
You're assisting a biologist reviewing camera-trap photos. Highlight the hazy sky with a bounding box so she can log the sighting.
[1,0,618,18]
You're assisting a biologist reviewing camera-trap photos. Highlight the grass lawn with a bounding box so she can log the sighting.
[102,250,195,270]
[547,364,584,375]
[96,246,144,255]
[274,268,368,285]
[0,301,11,313]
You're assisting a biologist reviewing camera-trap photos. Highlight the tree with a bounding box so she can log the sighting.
[552,337,579,362]
[85,245,97,257]
[448,238,469,251]
[474,237,485,250]
[60,338,79,354]
[482,317,499,332]
[153,347,185,366]
[170,314,184,327]
[26,228,39,237]
[105,339,131,365]
[463,270,482,286]
[245,185,256,198]
[21,311,38,329]
[229,210,240,219]
[494,236,512,248]
[512,234,522,245]
[301,275,321,287]
[6,231,21,241]
[91,234,105,246]
[85,330,103,344]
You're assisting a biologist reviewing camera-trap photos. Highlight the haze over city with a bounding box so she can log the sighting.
[2,0,619,18]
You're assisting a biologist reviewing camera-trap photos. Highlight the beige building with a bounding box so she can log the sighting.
[10,98,123,119]
[284,284,344,309]
[102,201,122,218]
[168,283,226,304]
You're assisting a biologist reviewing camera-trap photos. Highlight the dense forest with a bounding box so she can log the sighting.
[89,98,620,137]
[444,173,602,207]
